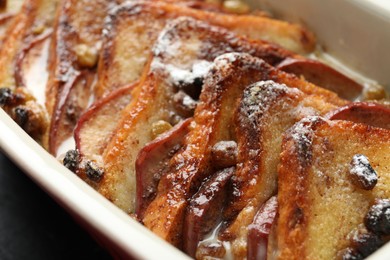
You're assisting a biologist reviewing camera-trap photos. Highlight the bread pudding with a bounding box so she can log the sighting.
[0,0,389,259]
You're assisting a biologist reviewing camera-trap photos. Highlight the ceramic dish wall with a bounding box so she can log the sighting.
[0,0,389,259]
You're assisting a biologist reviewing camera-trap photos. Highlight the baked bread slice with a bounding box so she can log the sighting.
[220,80,346,258]
[0,0,25,47]
[0,0,49,47]
[46,0,124,154]
[178,79,343,258]
[97,17,332,215]
[276,116,390,259]
[95,0,315,98]
[141,52,346,247]
[0,0,57,88]
[0,0,58,144]
[47,0,226,154]
[72,84,134,187]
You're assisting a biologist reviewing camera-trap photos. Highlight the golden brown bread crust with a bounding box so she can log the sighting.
[155,17,297,66]
[46,0,123,154]
[221,81,342,258]
[276,116,326,260]
[99,57,166,213]
[97,17,334,215]
[0,0,57,144]
[143,53,250,247]
[142,52,346,247]
[74,84,134,188]
[95,0,315,98]
[277,117,390,259]
[0,0,57,95]
[0,0,57,88]
[75,84,134,161]
[0,13,16,47]
[1,0,24,14]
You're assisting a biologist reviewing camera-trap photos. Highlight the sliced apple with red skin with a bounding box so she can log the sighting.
[14,29,52,88]
[74,84,135,162]
[183,166,234,258]
[325,102,390,130]
[143,53,346,247]
[135,118,192,219]
[277,58,363,100]
[247,196,278,260]
[49,71,94,155]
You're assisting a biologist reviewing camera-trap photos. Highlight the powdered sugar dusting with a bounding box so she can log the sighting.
[104,2,143,38]
[151,18,213,87]
[152,25,182,59]
[239,80,299,124]
[212,52,242,68]
[152,60,213,87]
[288,116,325,166]
[210,53,268,81]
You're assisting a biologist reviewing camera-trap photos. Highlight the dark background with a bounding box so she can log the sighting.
[0,151,112,260]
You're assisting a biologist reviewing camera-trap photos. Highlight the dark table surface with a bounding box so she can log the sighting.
[0,151,112,260]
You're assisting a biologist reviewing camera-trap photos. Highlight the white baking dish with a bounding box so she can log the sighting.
[250,0,390,89]
[0,0,389,259]
[0,109,190,259]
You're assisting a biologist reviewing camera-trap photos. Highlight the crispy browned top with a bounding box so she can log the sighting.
[0,0,58,145]
[277,117,390,259]
[0,0,57,88]
[97,16,322,216]
[46,0,123,154]
[142,52,346,247]
[96,0,315,98]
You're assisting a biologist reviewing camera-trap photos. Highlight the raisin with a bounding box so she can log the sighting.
[63,150,80,173]
[14,107,29,128]
[352,232,384,257]
[348,154,377,190]
[85,161,104,182]
[365,199,390,235]
[0,88,12,106]
[177,77,203,100]
[341,248,364,260]
[211,141,238,168]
